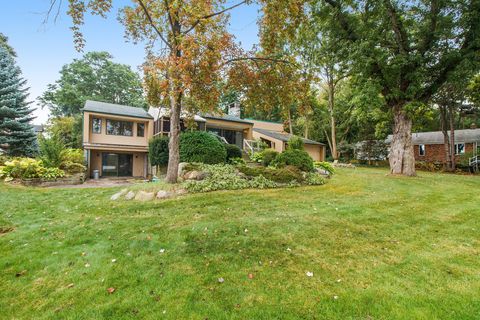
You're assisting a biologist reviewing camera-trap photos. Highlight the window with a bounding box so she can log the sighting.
[106,119,133,136]
[419,144,426,156]
[92,118,102,133]
[162,118,170,132]
[137,123,145,137]
[455,143,465,155]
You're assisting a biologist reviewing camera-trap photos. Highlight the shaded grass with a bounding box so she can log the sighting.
[0,168,479,319]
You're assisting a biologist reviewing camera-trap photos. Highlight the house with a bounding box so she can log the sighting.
[83,100,325,178]
[386,129,480,163]
[82,100,153,178]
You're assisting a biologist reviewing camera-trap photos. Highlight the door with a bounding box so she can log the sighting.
[102,153,133,177]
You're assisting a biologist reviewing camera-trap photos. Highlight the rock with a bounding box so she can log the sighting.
[124,191,136,200]
[175,189,188,196]
[316,168,330,176]
[156,190,172,199]
[110,188,128,201]
[177,162,189,177]
[184,170,208,180]
[135,191,155,201]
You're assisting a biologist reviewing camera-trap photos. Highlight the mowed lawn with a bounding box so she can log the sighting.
[0,168,479,320]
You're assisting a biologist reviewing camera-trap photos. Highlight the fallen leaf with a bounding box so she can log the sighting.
[107,287,116,294]
[85,263,91,268]
[248,273,254,279]
[111,259,117,263]
[159,249,165,253]
[15,270,27,277]
[333,295,339,300]
[306,271,314,277]
[66,283,74,288]
[218,277,225,283]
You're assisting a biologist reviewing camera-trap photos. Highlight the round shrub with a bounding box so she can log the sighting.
[149,136,170,167]
[238,165,303,183]
[261,149,279,167]
[287,135,304,150]
[225,144,243,161]
[180,131,227,164]
[274,149,314,172]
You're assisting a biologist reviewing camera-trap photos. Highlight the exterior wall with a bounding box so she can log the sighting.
[83,111,153,148]
[88,150,147,178]
[252,130,285,152]
[248,120,284,132]
[304,144,325,162]
[414,142,474,163]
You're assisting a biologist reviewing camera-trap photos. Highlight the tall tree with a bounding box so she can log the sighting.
[39,51,146,117]
[0,46,37,156]
[309,0,480,176]
[0,33,16,57]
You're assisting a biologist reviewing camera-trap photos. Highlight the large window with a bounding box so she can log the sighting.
[137,123,145,137]
[419,144,426,156]
[92,118,102,134]
[455,143,465,155]
[106,119,133,136]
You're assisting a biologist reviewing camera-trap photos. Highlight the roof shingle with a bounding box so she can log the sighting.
[83,100,153,119]
[253,128,324,145]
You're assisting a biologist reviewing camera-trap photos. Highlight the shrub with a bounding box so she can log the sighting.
[273,149,314,172]
[225,144,243,161]
[304,172,326,185]
[149,136,170,167]
[229,157,246,166]
[314,161,335,175]
[238,165,304,183]
[287,135,304,150]
[0,158,65,180]
[261,149,279,167]
[251,152,264,163]
[62,149,84,164]
[41,167,65,180]
[39,134,65,168]
[180,131,227,164]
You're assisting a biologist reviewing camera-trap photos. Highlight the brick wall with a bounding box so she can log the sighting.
[414,143,474,163]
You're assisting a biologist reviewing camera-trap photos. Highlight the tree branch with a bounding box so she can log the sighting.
[418,0,440,55]
[137,0,172,49]
[183,0,247,35]
[383,0,409,54]
[222,56,295,67]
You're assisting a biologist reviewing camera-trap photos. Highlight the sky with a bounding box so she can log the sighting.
[0,0,261,125]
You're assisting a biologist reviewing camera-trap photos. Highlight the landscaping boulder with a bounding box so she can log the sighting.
[175,189,188,196]
[135,191,155,201]
[178,162,189,177]
[316,168,330,177]
[111,188,128,201]
[156,190,172,199]
[184,170,208,181]
[124,191,136,200]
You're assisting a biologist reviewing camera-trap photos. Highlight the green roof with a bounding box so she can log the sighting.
[203,114,253,125]
[83,100,153,119]
[253,128,325,145]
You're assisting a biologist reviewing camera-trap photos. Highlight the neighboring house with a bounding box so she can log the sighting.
[386,129,480,163]
[82,100,153,178]
[82,100,325,178]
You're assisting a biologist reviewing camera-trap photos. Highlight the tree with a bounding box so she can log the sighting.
[45,116,83,149]
[39,51,146,117]
[64,0,301,183]
[0,33,16,57]
[308,0,480,176]
[0,46,37,156]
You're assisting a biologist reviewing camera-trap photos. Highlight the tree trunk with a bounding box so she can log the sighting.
[439,106,452,171]
[304,118,309,139]
[327,78,338,160]
[165,93,182,183]
[287,108,293,134]
[448,105,456,170]
[389,106,416,176]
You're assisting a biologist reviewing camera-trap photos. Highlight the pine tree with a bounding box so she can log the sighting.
[0,46,37,156]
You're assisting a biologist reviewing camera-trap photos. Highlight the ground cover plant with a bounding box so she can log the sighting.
[0,168,479,319]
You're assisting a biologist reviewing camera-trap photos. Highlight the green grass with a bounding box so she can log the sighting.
[1,168,479,319]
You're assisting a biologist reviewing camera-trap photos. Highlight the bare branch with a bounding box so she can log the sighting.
[42,0,62,25]
[137,0,172,49]
[183,0,247,35]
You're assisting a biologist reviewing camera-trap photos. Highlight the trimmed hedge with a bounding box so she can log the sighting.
[180,131,227,164]
[273,149,314,172]
[225,144,243,161]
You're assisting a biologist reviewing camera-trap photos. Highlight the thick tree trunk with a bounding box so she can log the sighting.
[448,105,456,170]
[439,106,452,171]
[327,78,338,160]
[165,94,182,183]
[389,106,416,176]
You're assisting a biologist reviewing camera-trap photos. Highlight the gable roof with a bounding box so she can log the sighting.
[83,100,153,119]
[386,129,480,145]
[148,107,207,122]
[254,128,325,145]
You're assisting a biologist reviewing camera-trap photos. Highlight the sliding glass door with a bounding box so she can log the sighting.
[102,153,133,177]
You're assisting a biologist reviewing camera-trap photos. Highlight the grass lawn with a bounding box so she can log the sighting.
[1,168,479,319]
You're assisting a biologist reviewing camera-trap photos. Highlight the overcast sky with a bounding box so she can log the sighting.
[0,0,260,125]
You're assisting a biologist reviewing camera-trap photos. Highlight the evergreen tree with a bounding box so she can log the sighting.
[0,46,37,156]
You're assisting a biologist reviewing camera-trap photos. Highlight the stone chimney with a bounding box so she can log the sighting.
[228,102,241,118]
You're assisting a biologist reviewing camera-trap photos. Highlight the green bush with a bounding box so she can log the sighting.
[180,131,226,164]
[261,149,279,167]
[62,149,84,164]
[39,135,65,168]
[0,158,65,180]
[287,135,304,150]
[251,152,264,163]
[230,157,246,166]
[273,149,314,172]
[149,136,170,167]
[225,144,243,161]
[304,172,326,185]
[41,167,65,180]
[314,161,335,175]
[238,165,304,183]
